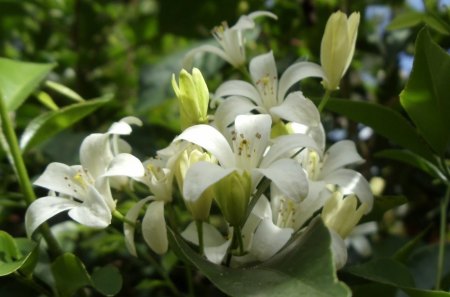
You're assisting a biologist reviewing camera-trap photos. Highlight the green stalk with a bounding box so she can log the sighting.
[0,93,62,258]
[318,89,332,112]
[234,226,245,256]
[112,210,136,227]
[436,183,450,290]
[13,272,53,297]
[195,220,204,256]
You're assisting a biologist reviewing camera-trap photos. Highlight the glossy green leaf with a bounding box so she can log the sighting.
[387,11,424,31]
[360,196,408,224]
[36,91,59,111]
[0,232,39,277]
[51,253,91,297]
[0,58,55,111]
[393,226,430,263]
[376,149,446,182]
[169,219,350,297]
[91,265,122,296]
[319,98,435,163]
[19,95,112,152]
[400,28,450,155]
[346,258,450,297]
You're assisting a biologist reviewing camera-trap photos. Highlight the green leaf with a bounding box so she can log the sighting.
[400,28,450,155]
[44,80,84,102]
[423,14,450,35]
[0,58,55,111]
[51,253,91,297]
[36,91,59,111]
[360,196,408,224]
[169,219,350,297]
[387,11,424,31]
[318,98,435,163]
[0,232,39,277]
[346,258,450,297]
[393,226,430,263]
[19,95,112,152]
[91,265,122,296]
[375,149,446,182]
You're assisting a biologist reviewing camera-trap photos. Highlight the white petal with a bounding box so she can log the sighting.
[249,52,278,107]
[270,92,320,127]
[232,15,256,30]
[248,11,278,21]
[324,169,373,212]
[261,133,321,168]
[183,162,235,201]
[176,124,234,168]
[181,221,226,246]
[347,236,372,257]
[103,153,145,178]
[277,62,324,100]
[250,218,293,261]
[34,163,87,200]
[293,181,330,229]
[25,196,78,236]
[320,140,364,178]
[257,159,308,201]
[68,186,111,228]
[214,96,257,134]
[233,114,271,170]
[215,80,263,106]
[80,133,114,178]
[205,239,232,264]
[124,197,153,256]
[330,228,348,269]
[108,122,132,135]
[182,45,232,69]
[142,200,168,255]
[242,195,272,249]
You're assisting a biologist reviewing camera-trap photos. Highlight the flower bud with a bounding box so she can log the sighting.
[320,11,360,91]
[175,147,215,221]
[213,170,252,227]
[321,192,367,238]
[172,68,209,130]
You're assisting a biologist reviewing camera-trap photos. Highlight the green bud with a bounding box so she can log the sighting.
[213,170,252,227]
[172,68,209,130]
[175,146,215,221]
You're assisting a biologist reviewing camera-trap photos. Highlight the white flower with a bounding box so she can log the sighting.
[183,11,277,69]
[124,157,174,256]
[25,123,145,236]
[213,51,325,134]
[175,114,320,227]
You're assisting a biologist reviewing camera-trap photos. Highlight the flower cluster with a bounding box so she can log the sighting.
[26,10,371,269]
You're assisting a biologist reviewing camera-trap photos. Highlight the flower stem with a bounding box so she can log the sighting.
[12,272,53,297]
[318,89,332,112]
[195,220,204,256]
[112,210,136,227]
[234,226,245,255]
[436,182,450,290]
[0,92,62,259]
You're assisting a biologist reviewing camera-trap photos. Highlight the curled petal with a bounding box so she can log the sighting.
[68,186,111,228]
[250,218,293,261]
[329,228,348,269]
[103,153,145,178]
[278,62,325,100]
[214,96,257,134]
[80,133,114,178]
[320,140,364,178]
[324,169,373,212]
[215,80,263,106]
[257,159,308,201]
[270,92,320,127]
[183,162,234,201]
[176,124,234,168]
[124,197,153,256]
[183,45,232,69]
[142,200,168,255]
[25,197,78,237]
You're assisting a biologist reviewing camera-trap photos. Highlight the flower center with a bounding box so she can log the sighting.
[276,197,297,228]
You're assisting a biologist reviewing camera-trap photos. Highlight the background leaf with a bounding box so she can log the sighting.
[51,253,91,297]
[0,58,54,111]
[19,95,112,152]
[400,28,450,155]
[0,232,38,277]
[169,219,350,297]
[91,265,123,296]
[360,196,408,224]
[318,98,435,163]
[387,11,424,31]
